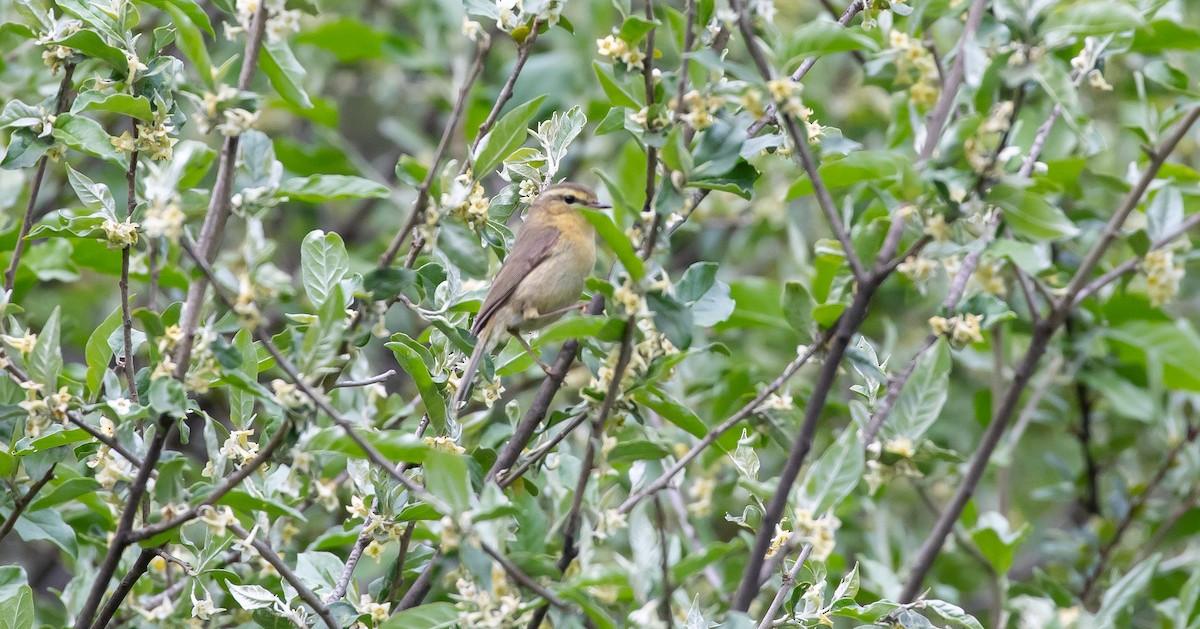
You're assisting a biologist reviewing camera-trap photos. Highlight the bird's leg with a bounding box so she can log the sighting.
[524,300,588,322]
[509,327,555,375]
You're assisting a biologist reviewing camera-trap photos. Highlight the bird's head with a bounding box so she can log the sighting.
[530,183,611,216]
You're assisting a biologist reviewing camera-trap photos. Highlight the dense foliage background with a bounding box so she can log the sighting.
[1,0,1199,627]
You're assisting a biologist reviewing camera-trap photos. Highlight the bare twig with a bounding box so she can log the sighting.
[916,0,987,163]
[229,523,339,627]
[332,370,397,389]
[482,542,570,610]
[126,421,291,542]
[0,463,57,543]
[88,548,156,629]
[619,336,828,513]
[377,39,491,269]
[328,508,374,602]
[5,64,76,292]
[1079,421,1199,602]
[755,544,813,629]
[175,2,269,373]
[120,118,141,408]
[899,105,1200,601]
[732,0,865,281]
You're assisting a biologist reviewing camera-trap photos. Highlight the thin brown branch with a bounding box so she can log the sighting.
[397,548,443,610]
[126,420,291,543]
[620,335,828,513]
[229,523,339,627]
[377,39,492,269]
[0,463,57,543]
[178,238,448,513]
[731,0,866,281]
[5,63,76,292]
[481,541,570,610]
[755,544,813,629]
[328,505,374,602]
[916,0,987,163]
[1079,421,1198,603]
[88,547,156,629]
[898,108,1200,599]
[174,1,270,374]
[1056,106,1200,312]
[120,118,141,407]
[332,369,397,389]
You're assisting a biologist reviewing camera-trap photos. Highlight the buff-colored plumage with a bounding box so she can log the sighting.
[452,183,608,414]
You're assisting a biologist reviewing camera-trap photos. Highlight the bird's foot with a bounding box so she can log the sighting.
[508,328,555,375]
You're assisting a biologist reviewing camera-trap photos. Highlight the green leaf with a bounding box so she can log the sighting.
[579,207,644,280]
[227,583,282,610]
[987,239,1051,275]
[277,175,388,202]
[609,439,670,461]
[300,230,350,308]
[921,599,985,629]
[148,376,188,417]
[782,281,815,341]
[363,267,419,301]
[56,29,127,69]
[27,308,62,386]
[989,183,1079,240]
[1042,2,1145,37]
[531,316,611,348]
[0,566,33,629]
[12,508,77,555]
[592,61,641,109]
[262,40,313,109]
[84,306,122,400]
[294,17,386,62]
[1132,20,1200,53]
[380,602,459,629]
[647,290,693,349]
[670,540,741,584]
[472,95,546,177]
[787,151,912,199]
[692,119,747,179]
[786,22,878,60]
[635,389,707,439]
[424,450,471,513]
[28,477,101,511]
[72,91,154,121]
[617,15,658,45]
[162,2,212,88]
[386,338,447,432]
[51,113,124,166]
[65,164,116,214]
[796,428,863,513]
[883,338,950,441]
[306,427,430,463]
[969,511,1029,574]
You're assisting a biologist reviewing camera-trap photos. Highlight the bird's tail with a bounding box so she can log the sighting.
[451,322,494,419]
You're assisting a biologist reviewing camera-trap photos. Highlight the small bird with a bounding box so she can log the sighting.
[451,182,609,414]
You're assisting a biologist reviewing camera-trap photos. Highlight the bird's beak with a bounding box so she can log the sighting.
[587,201,612,209]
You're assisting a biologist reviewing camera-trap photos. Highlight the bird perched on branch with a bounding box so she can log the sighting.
[451,182,609,416]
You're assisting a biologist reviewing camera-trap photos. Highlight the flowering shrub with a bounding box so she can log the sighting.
[1,0,1198,628]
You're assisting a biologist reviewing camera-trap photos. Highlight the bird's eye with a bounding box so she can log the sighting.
[563,194,577,204]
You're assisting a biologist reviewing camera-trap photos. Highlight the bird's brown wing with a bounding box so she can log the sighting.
[471,223,560,337]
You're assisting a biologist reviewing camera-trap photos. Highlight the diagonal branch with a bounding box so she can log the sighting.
[915,0,987,163]
[898,104,1200,602]
[5,63,77,292]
